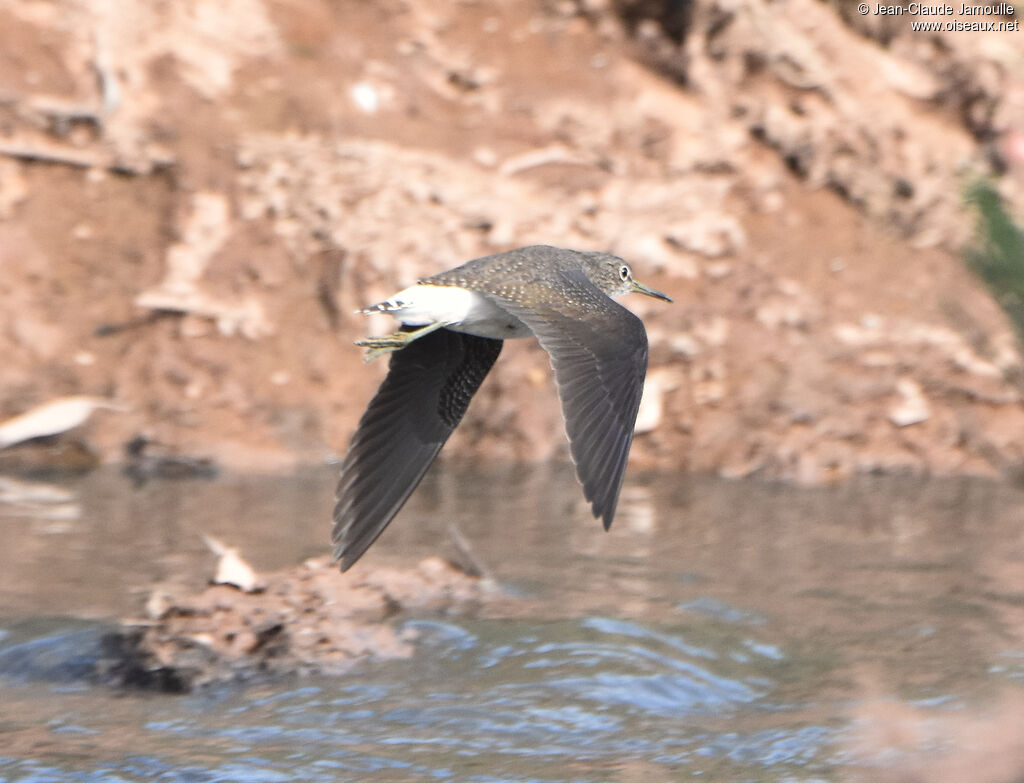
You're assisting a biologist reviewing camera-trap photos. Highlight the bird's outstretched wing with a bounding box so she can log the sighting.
[332,327,502,571]
[476,269,648,528]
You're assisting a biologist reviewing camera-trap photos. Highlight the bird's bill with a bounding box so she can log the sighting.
[631,279,673,302]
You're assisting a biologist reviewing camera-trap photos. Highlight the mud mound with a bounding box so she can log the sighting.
[100,556,486,691]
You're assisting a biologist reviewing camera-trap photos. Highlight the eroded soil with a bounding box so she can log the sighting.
[1,0,1023,482]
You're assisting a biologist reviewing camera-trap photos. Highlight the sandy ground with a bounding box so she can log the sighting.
[0,0,1023,483]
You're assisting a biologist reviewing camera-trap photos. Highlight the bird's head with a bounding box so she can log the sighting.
[581,252,673,302]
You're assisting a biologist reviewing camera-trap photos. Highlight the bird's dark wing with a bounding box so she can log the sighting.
[476,269,648,529]
[332,328,502,571]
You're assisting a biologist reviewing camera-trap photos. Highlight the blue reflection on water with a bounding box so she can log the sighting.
[0,614,835,782]
[677,596,768,626]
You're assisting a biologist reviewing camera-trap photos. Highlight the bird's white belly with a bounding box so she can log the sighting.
[373,284,533,339]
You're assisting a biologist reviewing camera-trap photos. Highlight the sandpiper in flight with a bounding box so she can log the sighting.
[332,245,672,571]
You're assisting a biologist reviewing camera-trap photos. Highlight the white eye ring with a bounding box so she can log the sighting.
[619,265,630,281]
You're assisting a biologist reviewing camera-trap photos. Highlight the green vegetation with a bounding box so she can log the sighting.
[966,180,1024,342]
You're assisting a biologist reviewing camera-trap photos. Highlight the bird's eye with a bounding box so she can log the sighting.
[619,265,630,281]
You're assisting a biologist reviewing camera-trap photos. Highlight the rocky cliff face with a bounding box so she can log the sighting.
[1,0,1022,482]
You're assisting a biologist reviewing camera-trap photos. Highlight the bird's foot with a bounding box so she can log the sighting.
[355,333,411,362]
[355,322,448,362]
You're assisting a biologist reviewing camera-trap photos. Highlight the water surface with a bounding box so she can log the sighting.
[1,464,1023,781]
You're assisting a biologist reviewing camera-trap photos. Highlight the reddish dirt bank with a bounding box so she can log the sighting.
[1,0,1023,482]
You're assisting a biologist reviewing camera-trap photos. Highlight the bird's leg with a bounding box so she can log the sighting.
[355,321,448,362]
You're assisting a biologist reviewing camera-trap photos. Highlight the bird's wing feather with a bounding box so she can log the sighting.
[474,268,648,528]
[332,328,502,571]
